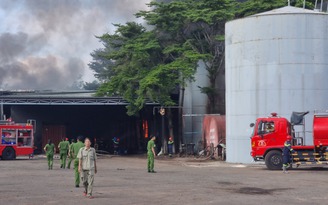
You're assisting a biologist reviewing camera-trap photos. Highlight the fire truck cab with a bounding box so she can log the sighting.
[251,112,328,170]
[0,119,35,160]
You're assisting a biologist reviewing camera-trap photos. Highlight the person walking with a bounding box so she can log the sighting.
[44,139,56,170]
[72,136,85,187]
[58,138,70,169]
[168,137,174,157]
[147,135,156,173]
[78,137,97,199]
[67,139,75,169]
[282,135,294,174]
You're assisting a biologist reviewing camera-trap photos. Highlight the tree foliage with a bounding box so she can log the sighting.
[92,22,199,115]
[89,0,316,115]
[137,0,236,113]
[83,80,100,90]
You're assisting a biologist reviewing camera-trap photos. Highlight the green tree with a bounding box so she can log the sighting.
[92,22,199,116]
[83,80,100,90]
[137,0,236,113]
[88,48,116,82]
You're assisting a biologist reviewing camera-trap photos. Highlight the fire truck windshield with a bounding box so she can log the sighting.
[257,121,275,135]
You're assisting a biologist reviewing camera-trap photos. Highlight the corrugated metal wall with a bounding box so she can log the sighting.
[42,125,66,153]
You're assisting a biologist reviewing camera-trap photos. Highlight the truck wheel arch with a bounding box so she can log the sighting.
[2,147,16,160]
[264,149,283,170]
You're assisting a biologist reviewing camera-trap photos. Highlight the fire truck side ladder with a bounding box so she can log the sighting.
[292,151,328,165]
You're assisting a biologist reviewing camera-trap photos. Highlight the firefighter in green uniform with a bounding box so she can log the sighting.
[67,139,75,169]
[168,137,174,157]
[147,135,157,173]
[72,136,85,187]
[58,138,70,169]
[44,139,56,170]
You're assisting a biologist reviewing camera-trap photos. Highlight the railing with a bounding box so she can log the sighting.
[293,131,313,146]
[314,0,328,12]
[0,97,158,105]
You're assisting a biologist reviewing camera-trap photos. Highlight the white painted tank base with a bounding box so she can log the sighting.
[225,6,328,163]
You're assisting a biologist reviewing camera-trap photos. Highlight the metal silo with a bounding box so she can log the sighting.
[225,6,328,163]
[183,61,209,150]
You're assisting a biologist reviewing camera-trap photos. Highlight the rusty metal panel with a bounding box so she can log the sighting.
[202,115,226,148]
[42,125,66,153]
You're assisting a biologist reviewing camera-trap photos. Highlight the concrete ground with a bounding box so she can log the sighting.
[1,155,328,205]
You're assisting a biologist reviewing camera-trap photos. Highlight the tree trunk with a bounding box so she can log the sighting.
[161,113,167,154]
[178,85,185,153]
[136,118,142,153]
[208,73,217,114]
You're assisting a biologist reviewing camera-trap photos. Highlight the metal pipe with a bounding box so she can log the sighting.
[161,113,166,154]
[321,0,323,11]
[0,103,3,120]
[182,114,221,117]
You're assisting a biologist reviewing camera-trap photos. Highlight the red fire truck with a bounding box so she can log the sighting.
[250,112,328,170]
[0,119,35,160]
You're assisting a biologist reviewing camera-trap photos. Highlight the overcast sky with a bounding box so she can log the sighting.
[0,0,150,90]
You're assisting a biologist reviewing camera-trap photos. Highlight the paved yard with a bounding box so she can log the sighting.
[1,155,328,205]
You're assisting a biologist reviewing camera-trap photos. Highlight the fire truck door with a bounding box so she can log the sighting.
[257,121,276,147]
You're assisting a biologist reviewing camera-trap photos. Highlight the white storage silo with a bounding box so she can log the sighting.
[183,61,209,148]
[225,6,328,163]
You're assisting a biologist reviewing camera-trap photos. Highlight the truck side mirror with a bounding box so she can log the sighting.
[250,123,255,127]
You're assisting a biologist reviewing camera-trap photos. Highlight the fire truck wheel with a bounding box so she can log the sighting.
[2,147,16,160]
[265,150,282,170]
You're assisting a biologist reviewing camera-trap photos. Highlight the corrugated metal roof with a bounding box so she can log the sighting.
[0,90,96,98]
[0,90,158,105]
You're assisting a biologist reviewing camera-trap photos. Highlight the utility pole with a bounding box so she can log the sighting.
[159,107,167,154]
[178,86,185,154]
[153,106,183,155]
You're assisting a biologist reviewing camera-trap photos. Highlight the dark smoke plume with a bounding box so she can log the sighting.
[0,0,149,90]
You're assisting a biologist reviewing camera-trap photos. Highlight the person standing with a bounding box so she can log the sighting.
[168,137,174,157]
[44,139,56,170]
[71,136,85,187]
[58,138,70,169]
[147,135,156,173]
[78,137,97,199]
[112,137,120,155]
[282,135,294,174]
[67,139,75,169]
